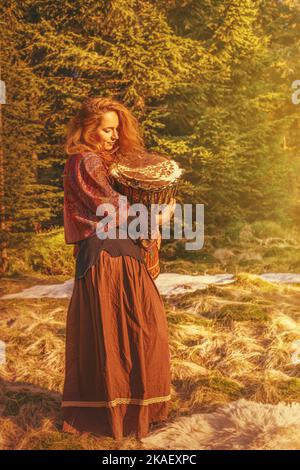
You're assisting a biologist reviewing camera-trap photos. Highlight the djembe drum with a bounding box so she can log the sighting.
[108,151,183,280]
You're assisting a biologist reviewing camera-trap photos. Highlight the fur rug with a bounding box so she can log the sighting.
[141,399,300,450]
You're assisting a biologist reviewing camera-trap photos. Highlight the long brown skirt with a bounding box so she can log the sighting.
[61,250,171,440]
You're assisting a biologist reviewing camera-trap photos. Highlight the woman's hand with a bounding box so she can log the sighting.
[156,198,176,226]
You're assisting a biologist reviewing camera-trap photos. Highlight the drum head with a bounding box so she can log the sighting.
[109,152,183,191]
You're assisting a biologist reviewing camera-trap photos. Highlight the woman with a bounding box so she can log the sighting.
[61,97,176,441]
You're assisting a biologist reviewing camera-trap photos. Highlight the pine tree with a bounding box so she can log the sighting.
[1,0,299,269]
[14,0,214,226]
[154,0,300,238]
[0,1,49,272]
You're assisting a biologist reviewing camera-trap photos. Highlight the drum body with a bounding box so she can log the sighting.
[140,238,160,280]
[111,178,179,206]
[108,152,183,280]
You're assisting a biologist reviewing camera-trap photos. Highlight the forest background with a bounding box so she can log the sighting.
[1,0,300,276]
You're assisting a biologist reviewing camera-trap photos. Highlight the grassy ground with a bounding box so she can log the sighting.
[1,274,300,449]
[1,222,300,449]
[4,220,300,278]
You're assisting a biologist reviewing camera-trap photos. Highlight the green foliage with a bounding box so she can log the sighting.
[1,0,300,258]
[7,228,74,276]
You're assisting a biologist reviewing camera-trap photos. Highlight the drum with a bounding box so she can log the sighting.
[108,151,183,280]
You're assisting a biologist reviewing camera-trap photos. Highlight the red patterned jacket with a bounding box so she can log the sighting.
[63,151,154,245]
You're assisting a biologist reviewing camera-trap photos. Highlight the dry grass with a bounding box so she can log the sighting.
[1,271,300,449]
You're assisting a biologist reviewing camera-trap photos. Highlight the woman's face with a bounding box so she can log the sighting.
[95,111,119,152]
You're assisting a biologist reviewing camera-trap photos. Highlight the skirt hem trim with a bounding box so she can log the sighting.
[61,394,171,408]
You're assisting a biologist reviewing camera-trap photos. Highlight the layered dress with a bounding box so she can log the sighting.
[61,150,171,440]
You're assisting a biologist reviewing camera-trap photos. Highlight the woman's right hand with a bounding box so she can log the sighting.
[156,198,176,226]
